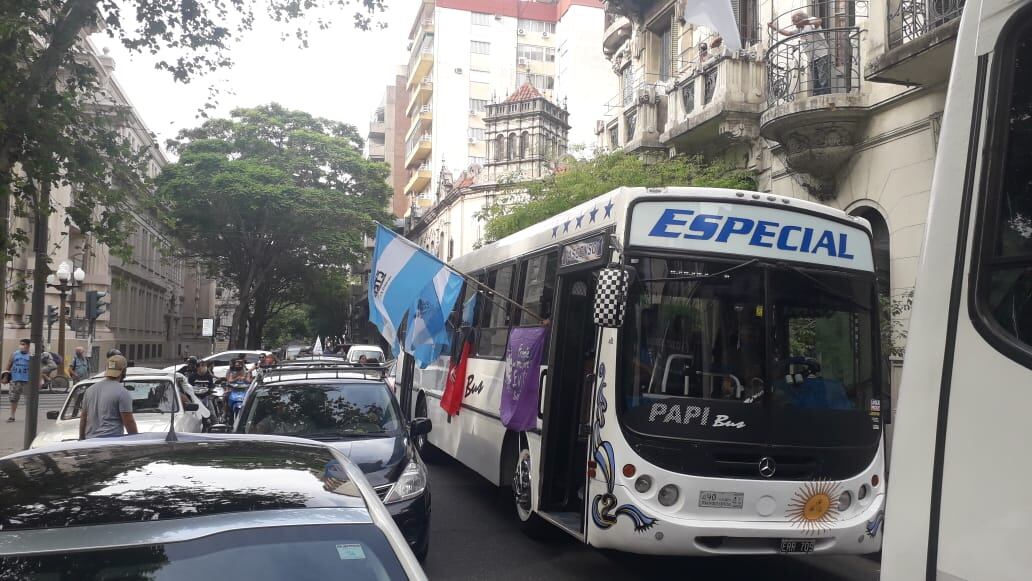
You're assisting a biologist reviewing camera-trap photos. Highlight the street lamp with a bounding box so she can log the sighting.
[46,260,86,377]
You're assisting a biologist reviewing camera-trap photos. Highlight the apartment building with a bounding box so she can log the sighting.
[368,66,412,218]
[599,0,962,416]
[398,0,615,219]
[1,43,217,366]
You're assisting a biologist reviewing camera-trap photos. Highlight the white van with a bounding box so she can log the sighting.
[882,2,1032,580]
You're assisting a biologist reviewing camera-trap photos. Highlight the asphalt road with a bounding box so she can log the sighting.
[0,390,69,455]
[421,450,881,581]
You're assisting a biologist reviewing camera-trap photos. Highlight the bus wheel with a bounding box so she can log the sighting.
[413,394,436,462]
[509,437,547,537]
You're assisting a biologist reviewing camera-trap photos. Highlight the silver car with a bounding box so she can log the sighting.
[0,433,427,580]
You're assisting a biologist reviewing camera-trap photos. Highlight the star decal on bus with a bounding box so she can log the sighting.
[603,200,615,218]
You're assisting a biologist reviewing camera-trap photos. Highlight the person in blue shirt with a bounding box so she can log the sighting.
[5,339,31,422]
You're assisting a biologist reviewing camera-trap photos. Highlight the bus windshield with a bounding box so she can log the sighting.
[619,257,880,449]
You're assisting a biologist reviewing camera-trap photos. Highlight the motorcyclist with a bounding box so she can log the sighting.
[187,361,217,427]
[225,358,252,384]
[183,355,199,375]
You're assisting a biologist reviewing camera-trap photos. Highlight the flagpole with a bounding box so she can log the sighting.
[373,222,546,324]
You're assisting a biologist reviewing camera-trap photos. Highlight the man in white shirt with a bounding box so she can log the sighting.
[769,11,832,96]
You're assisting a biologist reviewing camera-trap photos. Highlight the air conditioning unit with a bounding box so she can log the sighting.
[517,28,526,36]
[517,57,528,66]
[542,31,550,38]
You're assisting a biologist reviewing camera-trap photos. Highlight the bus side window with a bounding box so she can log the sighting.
[514,252,558,326]
[974,18,1032,364]
[475,265,514,359]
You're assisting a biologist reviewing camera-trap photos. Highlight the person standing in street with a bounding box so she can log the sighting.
[4,339,31,422]
[78,354,138,440]
[70,347,90,382]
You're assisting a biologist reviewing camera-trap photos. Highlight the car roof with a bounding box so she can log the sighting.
[87,368,181,381]
[0,434,368,533]
[348,345,383,351]
[259,374,388,387]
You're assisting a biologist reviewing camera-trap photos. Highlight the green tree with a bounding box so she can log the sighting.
[478,153,756,243]
[156,104,390,349]
[263,304,314,349]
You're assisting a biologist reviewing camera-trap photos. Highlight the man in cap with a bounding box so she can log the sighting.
[79,354,138,440]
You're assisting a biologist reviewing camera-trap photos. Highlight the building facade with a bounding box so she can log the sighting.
[397,0,615,219]
[599,0,963,421]
[408,84,571,259]
[368,67,412,218]
[1,43,217,367]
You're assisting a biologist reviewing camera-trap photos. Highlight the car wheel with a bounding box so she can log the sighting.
[508,435,547,537]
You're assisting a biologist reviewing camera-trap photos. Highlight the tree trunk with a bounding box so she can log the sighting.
[228,297,250,350]
[23,182,49,449]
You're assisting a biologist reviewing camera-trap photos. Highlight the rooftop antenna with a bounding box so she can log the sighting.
[165,369,178,442]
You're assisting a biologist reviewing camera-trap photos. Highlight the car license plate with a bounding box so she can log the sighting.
[698,491,744,509]
[779,539,815,553]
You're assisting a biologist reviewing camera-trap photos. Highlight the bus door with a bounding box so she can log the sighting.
[539,235,609,531]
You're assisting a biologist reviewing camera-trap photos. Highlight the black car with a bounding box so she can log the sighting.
[236,365,432,561]
[0,433,426,580]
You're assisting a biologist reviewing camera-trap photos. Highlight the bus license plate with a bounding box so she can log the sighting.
[698,491,744,509]
[779,539,815,553]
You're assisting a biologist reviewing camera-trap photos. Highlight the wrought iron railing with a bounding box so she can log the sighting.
[887,0,964,48]
[766,27,862,108]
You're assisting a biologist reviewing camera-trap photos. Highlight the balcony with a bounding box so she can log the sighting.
[662,54,765,153]
[407,77,433,116]
[865,0,964,86]
[368,142,385,161]
[405,164,432,195]
[760,26,868,199]
[369,119,384,138]
[602,15,631,56]
[407,34,434,90]
[405,105,433,142]
[405,132,432,168]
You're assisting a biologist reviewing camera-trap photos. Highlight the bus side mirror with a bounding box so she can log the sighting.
[593,267,630,328]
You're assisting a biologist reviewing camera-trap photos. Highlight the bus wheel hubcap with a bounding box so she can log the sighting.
[514,450,532,520]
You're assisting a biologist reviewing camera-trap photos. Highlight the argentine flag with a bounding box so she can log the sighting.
[368,224,464,368]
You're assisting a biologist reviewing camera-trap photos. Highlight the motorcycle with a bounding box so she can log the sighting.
[226,380,250,428]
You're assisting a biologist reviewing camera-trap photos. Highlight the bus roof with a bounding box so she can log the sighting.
[454,187,872,272]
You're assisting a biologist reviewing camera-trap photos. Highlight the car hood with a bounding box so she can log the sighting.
[30,415,201,449]
[323,436,408,488]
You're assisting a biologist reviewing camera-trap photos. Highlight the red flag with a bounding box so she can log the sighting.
[440,340,470,416]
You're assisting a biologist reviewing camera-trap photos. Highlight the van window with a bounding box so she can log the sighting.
[976,20,1032,355]
[476,265,514,358]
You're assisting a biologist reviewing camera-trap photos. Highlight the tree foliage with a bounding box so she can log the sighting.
[156,103,390,348]
[0,0,385,267]
[479,153,757,243]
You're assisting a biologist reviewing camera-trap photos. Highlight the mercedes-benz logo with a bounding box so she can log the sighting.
[758,457,777,479]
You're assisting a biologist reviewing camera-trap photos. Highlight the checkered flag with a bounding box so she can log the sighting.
[593,268,630,328]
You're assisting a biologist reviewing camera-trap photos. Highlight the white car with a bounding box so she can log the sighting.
[346,345,386,364]
[162,350,271,379]
[31,368,209,448]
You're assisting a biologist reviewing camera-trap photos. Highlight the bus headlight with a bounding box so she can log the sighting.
[384,457,427,504]
[634,475,653,493]
[837,491,852,511]
[658,484,679,507]
[857,484,869,501]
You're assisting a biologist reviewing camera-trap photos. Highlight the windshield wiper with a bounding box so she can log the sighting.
[298,431,388,440]
[639,258,760,283]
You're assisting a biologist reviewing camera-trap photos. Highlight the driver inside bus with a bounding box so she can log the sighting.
[773,358,852,409]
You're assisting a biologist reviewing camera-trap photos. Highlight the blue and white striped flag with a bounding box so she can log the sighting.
[368,224,464,368]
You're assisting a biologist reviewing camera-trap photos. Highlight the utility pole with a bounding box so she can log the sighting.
[23,182,49,450]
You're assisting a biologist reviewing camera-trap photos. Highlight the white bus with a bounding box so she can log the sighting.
[403,187,886,556]
[881,1,1032,579]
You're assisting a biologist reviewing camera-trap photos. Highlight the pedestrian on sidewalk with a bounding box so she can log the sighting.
[79,354,138,440]
[4,339,31,422]
[70,347,90,382]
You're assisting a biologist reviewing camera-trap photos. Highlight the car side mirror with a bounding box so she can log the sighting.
[410,417,432,437]
[46,410,59,420]
[593,266,630,328]
[184,403,199,412]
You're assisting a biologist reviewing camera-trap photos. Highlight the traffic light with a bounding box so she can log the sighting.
[46,305,58,327]
[86,291,109,320]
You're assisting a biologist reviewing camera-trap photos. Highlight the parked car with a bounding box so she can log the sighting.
[0,433,427,580]
[30,368,208,448]
[236,363,431,561]
[346,345,386,364]
[162,350,271,379]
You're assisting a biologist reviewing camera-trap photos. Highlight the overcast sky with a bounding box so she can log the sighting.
[91,0,418,154]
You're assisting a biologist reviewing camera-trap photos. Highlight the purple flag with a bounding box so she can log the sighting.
[499,327,550,431]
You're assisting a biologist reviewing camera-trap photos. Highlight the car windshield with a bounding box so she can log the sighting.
[244,384,401,438]
[619,257,880,446]
[0,524,407,581]
[61,380,179,418]
[349,350,383,363]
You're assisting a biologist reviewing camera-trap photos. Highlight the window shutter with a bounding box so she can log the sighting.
[670,15,680,72]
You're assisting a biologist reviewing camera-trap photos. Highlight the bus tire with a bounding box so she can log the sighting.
[504,433,548,538]
[413,394,438,462]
